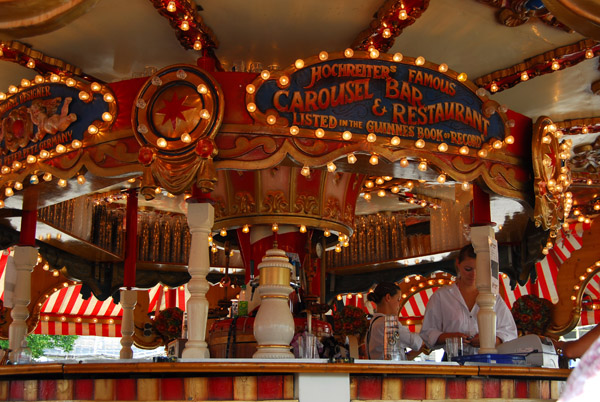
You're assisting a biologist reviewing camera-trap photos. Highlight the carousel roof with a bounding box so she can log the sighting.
[1,0,600,336]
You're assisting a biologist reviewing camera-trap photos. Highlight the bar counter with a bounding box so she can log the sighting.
[0,359,570,401]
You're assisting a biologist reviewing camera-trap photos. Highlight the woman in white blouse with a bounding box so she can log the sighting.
[420,244,517,355]
[366,282,423,359]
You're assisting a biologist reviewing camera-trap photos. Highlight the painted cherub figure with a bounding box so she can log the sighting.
[27,97,77,141]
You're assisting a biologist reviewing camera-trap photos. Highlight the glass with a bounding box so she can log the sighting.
[384,316,406,361]
[299,333,318,358]
[445,337,463,360]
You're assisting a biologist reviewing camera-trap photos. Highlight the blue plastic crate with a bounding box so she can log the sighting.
[452,353,527,365]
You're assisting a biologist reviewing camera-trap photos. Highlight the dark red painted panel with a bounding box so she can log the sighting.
[482,378,500,398]
[160,378,184,401]
[257,375,283,400]
[356,376,382,400]
[73,379,94,400]
[515,379,529,398]
[115,378,136,401]
[207,377,234,400]
[402,378,426,400]
[9,380,24,401]
[37,380,56,400]
[446,378,466,399]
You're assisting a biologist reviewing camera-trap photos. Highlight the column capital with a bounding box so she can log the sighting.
[187,202,215,229]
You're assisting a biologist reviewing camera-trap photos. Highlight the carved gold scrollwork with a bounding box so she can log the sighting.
[344,204,355,224]
[231,192,256,215]
[262,191,289,213]
[324,198,342,220]
[294,195,319,215]
[532,116,570,234]
[213,198,227,219]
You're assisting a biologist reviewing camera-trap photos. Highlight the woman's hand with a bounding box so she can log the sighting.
[465,334,503,347]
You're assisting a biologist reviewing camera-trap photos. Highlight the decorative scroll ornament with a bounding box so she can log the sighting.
[132,64,224,199]
[532,116,572,235]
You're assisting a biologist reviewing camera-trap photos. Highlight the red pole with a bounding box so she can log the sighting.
[123,189,138,288]
[470,184,491,226]
[165,288,177,308]
[19,209,37,246]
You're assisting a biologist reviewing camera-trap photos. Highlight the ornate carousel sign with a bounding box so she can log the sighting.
[249,52,509,149]
[0,79,115,168]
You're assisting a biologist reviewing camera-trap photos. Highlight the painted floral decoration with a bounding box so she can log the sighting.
[511,295,552,335]
[153,307,183,343]
[333,306,369,339]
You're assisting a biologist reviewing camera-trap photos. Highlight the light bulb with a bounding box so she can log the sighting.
[20,79,30,87]
[327,161,336,172]
[90,82,101,92]
[551,60,560,70]
[245,84,255,94]
[399,9,408,20]
[378,189,386,197]
[520,71,529,81]
[200,109,210,120]
[4,188,13,197]
[167,1,176,12]
[278,76,289,86]
[418,161,427,171]
[585,49,594,58]
[58,179,67,187]
[369,48,380,59]
[391,186,400,193]
[344,48,354,58]
[266,115,276,125]
[383,28,391,38]
[363,193,372,201]
[437,174,446,184]
[299,225,307,233]
[301,166,310,177]
[392,53,403,62]
[197,84,208,94]
[295,59,304,69]
[180,20,190,31]
[459,146,469,155]
[65,78,76,87]
[8,85,18,94]
[367,133,377,142]
[462,182,470,191]
[438,63,448,73]
[478,148,488,158]
[246,103,256,113]
[242,224,250,233]
[319,51,328,61]
[492,140,503,149]
[342,131,352,140]
[315,128,325,138]
[157,138,167,148]
[347,153,357,164]
[505,135,514,145]
[457,73,467,82]
[56,144,66,153]
[30,175,39,185]
[77,175,86,185]
[260,70,270,80]
[13,181,22,190]
[490,82,498,92]
[369,154,379,165]
[390,136,401,146]
[220,228,227,237]
[50,74,60,83]
[88,125,99,134]
[193,41,202,50]
[272,223,279,232]
[290,125,299,135]
[181,133,192,143]
[102,112,112,122]
[79,91,90,101]
[324,230,331,237]
[438,143,448,152]
[400,158,409,167]
[415,56,425,66]
[27,155,37,164]
[415,139,425,148]
[43,172,52,181]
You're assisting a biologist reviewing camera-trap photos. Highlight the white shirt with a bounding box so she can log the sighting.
[419,284,518,351]
[367,313,423,360]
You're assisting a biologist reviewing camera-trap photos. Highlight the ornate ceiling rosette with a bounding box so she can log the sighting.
[532,116,573,236]
[132,64,224,199]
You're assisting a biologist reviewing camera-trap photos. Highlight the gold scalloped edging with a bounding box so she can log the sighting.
[555,116,600,136]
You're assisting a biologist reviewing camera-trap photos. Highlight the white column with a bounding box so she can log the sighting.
[119,289,137,359]
[253,248,295,359]
[471,225,497,354]
[182,202,214,359]
[8,246,38,361]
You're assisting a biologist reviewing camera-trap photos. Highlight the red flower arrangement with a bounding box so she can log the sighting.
[153,307,183,343]
[333,306,369,339]
[511,295,552,336]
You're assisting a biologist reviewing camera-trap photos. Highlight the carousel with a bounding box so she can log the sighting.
[0,0,599,401]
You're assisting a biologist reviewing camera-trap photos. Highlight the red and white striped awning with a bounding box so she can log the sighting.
[0,252,187,337]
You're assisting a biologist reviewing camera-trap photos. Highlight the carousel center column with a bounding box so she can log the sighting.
[182,201,214,358]
[471,224,497,354]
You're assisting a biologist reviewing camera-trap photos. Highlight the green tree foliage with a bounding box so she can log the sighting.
[0,335,77,359]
